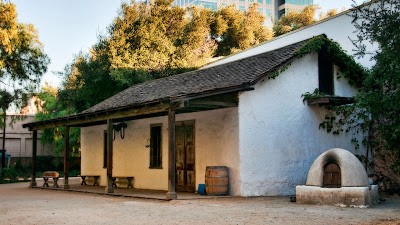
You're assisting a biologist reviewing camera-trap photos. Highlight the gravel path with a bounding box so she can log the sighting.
[0,182,399,225]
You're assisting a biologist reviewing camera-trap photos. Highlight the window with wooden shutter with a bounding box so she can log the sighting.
[103,131,107,168]
[150,124,162,168]
[318,48,334,95]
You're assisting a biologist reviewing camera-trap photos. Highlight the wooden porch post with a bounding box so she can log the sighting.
[29,130,37,188]
[166,108,177,200]
[105,119,114,193]
[63,126,70,189]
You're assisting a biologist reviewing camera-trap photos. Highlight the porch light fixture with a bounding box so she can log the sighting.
[113,122,128,140]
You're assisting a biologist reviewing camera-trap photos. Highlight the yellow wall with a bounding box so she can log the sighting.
[80,107,241,194]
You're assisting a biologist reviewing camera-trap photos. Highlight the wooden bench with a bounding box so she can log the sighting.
[112,177,134,189]
[43,171,60,188]
[80,175,100,186]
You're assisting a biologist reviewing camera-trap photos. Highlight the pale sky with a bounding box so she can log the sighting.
[11,0,367,88]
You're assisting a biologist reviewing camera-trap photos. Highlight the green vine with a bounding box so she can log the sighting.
[301,88,330,102]
[297,36,370,161]
[268,63,291,79]
[294,35,368,88]
[266,36,367,89]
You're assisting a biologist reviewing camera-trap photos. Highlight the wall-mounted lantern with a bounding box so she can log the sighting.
[113,122,127,140]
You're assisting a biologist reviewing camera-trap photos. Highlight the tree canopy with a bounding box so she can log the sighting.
[211,5,272,55]
[36,0,271,154]
[273,5,318,36]
[273,5,338,36]
[352,0,400,189]
[316,0,400,192]
[45,0,272,111]
[0,1,49,110]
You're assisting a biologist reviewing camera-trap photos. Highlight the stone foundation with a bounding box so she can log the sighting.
[296,185,379,207]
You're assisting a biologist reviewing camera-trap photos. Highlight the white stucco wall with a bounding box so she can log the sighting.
[334,65,358,97]
[204,3,378,70]
[238,54,364,196]
[81,107,241,195]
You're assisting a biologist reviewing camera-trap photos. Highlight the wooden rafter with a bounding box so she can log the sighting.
[24,103,177,131]
[306,96,355,106]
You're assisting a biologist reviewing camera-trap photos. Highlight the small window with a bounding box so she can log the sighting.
[103,131,107,168]
[150,125,162,168]
[318,51,334,95]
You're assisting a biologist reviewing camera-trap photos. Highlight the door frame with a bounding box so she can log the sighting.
[175,120,195,192]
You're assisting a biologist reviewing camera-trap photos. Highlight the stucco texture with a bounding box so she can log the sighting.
[306,148,369,187]
[80,108,241,195]
[238,54,364,196]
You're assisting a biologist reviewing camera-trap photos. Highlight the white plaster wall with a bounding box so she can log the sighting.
[334,65,358,97]
[238,54,365,196]
[80,108,241,195]
[204,4,379,69]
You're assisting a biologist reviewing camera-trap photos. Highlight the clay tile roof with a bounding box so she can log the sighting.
[83,38,310,114]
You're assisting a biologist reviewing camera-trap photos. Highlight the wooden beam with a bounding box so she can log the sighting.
[166,108,177,200]
[63,126,70,189]
[26,103,176,131]
[105,119,114,193]
[184,100,237,108]
[306,97,355,106]
[29,130,37,188]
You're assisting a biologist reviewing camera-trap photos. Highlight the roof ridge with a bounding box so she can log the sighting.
[83,36,321,114]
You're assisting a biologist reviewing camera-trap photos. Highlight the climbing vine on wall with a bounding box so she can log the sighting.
[297,36,371,171]
[294,35,367,88]
[267,36,367,87]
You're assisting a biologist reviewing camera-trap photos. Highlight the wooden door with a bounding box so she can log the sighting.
[176,121,195,192]
[323,163,341,188]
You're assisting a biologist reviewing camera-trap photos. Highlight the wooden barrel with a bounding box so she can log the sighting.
[205,166,229,196]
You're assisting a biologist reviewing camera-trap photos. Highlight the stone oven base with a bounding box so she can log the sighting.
[296,185,379,207]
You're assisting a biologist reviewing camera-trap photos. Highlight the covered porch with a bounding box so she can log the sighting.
[32,177,230,200]
[23,91,243,200]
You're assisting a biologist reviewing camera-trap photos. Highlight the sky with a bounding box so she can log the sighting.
[11,0,366,88]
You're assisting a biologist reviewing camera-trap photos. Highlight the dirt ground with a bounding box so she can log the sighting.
[0,182,399,225]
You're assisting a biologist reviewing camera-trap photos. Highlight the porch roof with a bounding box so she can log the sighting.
[23,36,315,130]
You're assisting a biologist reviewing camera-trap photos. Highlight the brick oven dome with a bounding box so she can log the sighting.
[306,148,369,187]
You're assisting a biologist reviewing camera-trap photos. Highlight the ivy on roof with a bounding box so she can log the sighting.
[294,35,367,88]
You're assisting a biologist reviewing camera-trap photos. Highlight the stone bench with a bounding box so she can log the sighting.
[80,175,100,186]
[43,171,60,188]
[112,177,134,189]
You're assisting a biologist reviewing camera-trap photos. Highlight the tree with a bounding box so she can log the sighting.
[318,0,400,192]
[211,4,272,56]
[35,84,80,156]
[62,40,125,112]
[0,1,49,109]
[273,5,318,36]
[107,0,217,85]
[0,1,48,167]
[320,9,338,20]
[36,0,271,154]
[351,0,400,191]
